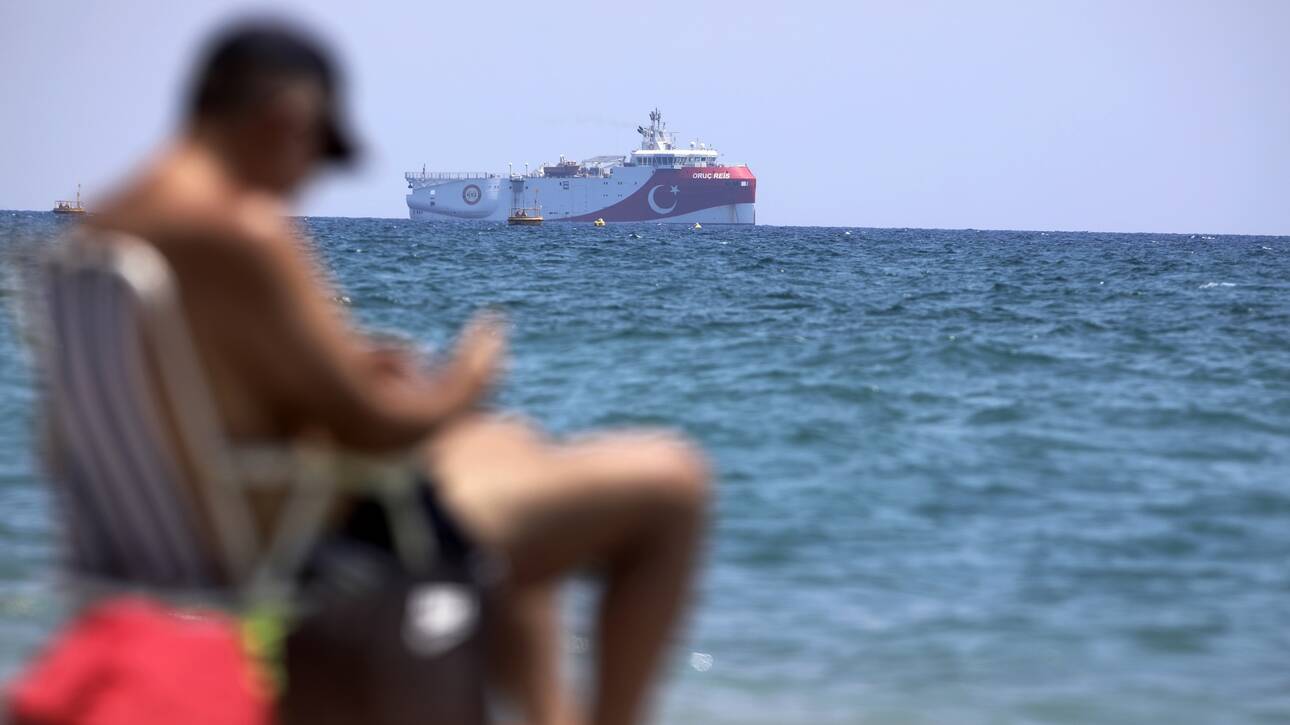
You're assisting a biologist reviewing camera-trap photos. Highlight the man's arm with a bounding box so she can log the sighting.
[215,224,504,451]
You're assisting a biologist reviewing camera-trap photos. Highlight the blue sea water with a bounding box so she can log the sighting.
[2,211,1289,724]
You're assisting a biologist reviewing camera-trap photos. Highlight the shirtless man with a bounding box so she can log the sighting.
[87,23,708,725]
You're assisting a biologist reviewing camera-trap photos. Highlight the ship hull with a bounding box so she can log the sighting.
[407,166,756,224]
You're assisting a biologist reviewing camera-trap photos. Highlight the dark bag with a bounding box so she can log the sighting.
[278,486,498,725]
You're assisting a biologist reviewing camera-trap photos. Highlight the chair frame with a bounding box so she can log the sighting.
[20,229,433,610]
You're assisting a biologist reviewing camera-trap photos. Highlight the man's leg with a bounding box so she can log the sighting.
[427,415,710,725]
[489,582,573,724]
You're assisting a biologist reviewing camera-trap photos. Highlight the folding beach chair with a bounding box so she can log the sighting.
[29,227,366,598]
[9,228,489,724]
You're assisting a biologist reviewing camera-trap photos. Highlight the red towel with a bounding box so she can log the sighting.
[5,597,270,725]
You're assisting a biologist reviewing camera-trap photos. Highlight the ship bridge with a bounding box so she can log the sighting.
[628,108,722,168]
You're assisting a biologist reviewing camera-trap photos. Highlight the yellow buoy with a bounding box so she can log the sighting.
[693,223,702,230]
[594,218,606,227]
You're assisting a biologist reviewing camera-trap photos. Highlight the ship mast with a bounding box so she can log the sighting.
[638,108,675,151]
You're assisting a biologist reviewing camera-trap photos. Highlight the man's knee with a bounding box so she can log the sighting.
[639,434,710,516]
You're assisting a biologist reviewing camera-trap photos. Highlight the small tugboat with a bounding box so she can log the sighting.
[53,185,87,215]
[508,184,543,225]
[507,206,543,226]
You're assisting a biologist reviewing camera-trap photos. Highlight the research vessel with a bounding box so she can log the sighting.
[405,110,755,224]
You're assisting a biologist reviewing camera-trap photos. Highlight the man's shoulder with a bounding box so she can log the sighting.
[98,194,305,305]
[95,173,297,260]
[144,187,301,271]
[221,193,296,249]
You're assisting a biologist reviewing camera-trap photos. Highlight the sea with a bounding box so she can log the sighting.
[1,211,1288,724]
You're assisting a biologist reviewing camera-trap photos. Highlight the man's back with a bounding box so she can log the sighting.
[90,145,322,444]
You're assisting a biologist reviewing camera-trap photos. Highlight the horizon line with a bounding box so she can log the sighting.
[3,208,1287,239]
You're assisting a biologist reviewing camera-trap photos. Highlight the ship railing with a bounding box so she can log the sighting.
[404,171,500,183]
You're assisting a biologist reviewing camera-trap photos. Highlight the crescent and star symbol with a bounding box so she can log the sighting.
[647,184,680,215]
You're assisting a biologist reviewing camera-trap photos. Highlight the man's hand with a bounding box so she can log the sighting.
[362,331,425,380]
[358,311,506,428]
[364,345,418,379]
[445,309,508,408]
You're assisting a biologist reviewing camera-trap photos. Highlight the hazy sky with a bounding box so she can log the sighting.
[2,1,1287,233]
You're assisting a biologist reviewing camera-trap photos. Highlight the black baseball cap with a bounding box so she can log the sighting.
[188,20,357,164]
